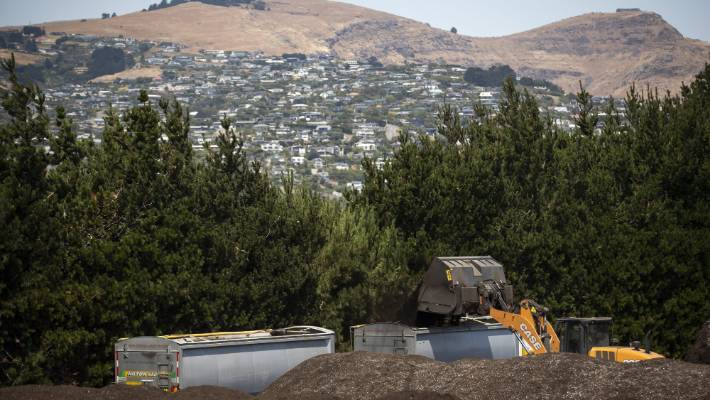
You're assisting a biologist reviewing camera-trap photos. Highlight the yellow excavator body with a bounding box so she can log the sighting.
[589,346,664,362]
[415,256,665,363]
[489,306,666,362]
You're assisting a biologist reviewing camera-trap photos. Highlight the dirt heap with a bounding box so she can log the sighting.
[262,351,710,400]
[375,391,462,400]
[686,320,710,364]
[0,384,253,400]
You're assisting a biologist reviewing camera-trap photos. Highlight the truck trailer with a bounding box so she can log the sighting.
[114,326,334,394]
[352,320,523,361]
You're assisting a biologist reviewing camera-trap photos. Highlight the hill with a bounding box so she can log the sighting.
[32,1,710,96]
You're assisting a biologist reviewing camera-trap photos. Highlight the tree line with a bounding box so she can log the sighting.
[1,54,708,386]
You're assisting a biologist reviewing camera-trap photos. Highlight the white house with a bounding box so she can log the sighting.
[261,141,283,152]
[356,140,377,152]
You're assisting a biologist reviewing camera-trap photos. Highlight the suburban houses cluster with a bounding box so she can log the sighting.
[16,34,614,197]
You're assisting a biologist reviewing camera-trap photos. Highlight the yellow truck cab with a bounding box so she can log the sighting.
[555,317,664,363]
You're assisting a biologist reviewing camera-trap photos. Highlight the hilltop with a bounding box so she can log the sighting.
[25,0,709,95]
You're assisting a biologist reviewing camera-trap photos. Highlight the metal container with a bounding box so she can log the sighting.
[417,256,513,323]
[351,320,522,361]
[115,326,334,394]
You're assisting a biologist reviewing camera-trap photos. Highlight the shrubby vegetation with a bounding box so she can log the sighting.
[517,76,563,93]
[463,64,515,86]
[1,53,708,387]
[282,53,307,60]
[21,26,45,37]
[87,47,133,79]
[0,29,40,52]
[464,64,562,93]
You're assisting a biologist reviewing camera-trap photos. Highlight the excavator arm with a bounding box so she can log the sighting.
[415,257,560,355]
[489,299,560,355]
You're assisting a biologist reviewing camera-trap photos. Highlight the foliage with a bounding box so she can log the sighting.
[353,75,710,359]
[0,30,39,52]
[21,26,45,37]
[518,76,563,93]
[463,64,515,87]
[0,53,708,387]
[87,47,132,79]
[282,53,307,61]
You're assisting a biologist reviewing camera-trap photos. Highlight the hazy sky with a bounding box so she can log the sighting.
[0,0,708,41]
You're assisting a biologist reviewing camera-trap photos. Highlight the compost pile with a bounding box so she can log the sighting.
[262,351,710,400]
[3,352,709,400]
[685,320,710,364]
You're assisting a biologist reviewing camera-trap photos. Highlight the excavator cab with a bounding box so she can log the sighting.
[555,317,664,362]
[555,317,612,354]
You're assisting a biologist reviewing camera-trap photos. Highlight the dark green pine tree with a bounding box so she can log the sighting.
[0,54,63,384]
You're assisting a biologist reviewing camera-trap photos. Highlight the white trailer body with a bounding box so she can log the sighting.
[115,326,334,394]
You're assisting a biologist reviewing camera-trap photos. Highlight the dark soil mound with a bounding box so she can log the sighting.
[174,386,254,400]
[99,384,174,400]
[685,320,710,364]
[0,384,252,400]
[173,385,253,399]
[0,385,98,400]
[375,391,462,400]
[262,351,710,400]
[262,351,440,399]
[0,384,164,400]
[260,393,341,400]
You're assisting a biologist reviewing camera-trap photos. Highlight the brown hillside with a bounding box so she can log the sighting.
[34,1,710,96]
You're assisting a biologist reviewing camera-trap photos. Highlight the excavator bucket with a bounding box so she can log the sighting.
[417,256,513,324]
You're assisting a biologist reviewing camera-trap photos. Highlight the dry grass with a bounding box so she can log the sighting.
[31,1,710,96]
[41,1,390,54]
[90,66,163,83]
[0,49,46,65]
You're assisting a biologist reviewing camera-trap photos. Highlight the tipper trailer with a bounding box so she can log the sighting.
[114,326,334,394]
[352,320,523,361]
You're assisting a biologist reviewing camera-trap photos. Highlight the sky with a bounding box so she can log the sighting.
[0,0,708,41]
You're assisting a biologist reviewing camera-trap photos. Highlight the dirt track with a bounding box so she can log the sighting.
[2,352,709,400]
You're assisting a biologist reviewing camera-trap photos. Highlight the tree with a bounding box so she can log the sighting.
[0,54,73,384]
[354,69,710,358]
[463,64,516,87]
[87,47,130,78]
[1,55,708,388]
[21,26,44,36]
[450,27,457,34]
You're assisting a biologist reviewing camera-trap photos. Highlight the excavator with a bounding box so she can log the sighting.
[416,256,664,362]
